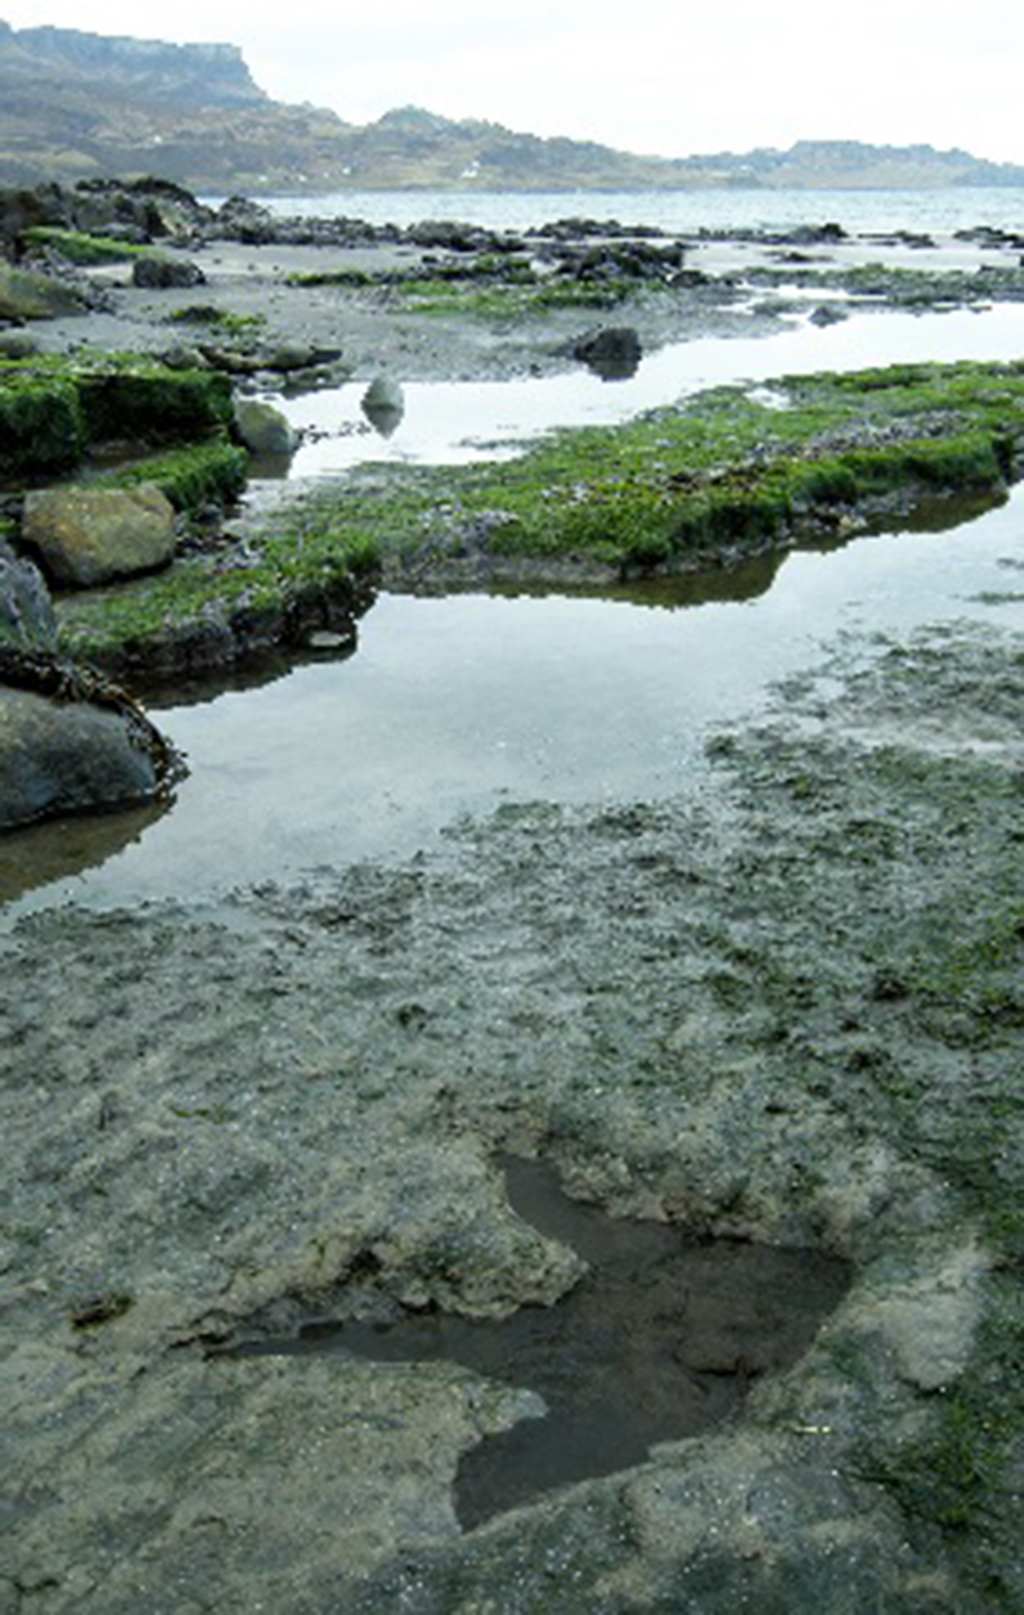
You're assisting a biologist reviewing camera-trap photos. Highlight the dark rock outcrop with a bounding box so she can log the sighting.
[0,541,56,651]
[571,326,643,380]
[0,681,168,829]
[0,566,185,828]
[131,254,206,289]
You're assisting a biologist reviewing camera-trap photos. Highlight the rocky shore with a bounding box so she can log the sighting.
[2,180,1024,1611]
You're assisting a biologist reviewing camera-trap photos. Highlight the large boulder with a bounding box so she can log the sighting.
[0,539,182,829]
[132,254,206,289]
[0,682,165,829]
[233,397,297,457]
[0,259,87,319]
[21,484,177,588]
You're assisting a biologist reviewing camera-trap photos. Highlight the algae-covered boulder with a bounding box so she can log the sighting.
[0,330,41,359]
[0,359,235,483]
[233,397,297,456]
[0,541,57,650]
[0,367,85,480]
[0,259,87,319]
[22,484,177,587]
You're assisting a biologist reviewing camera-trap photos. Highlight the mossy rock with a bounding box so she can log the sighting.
[233,398,296,457]
[0,357,236,482]
[0,260,87,320]
[102,438,249,514]
[22,484,177,588]
[75,363,234,445]
[0,368,85,479]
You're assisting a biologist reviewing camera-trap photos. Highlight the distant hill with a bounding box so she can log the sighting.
[3,21,1024,194]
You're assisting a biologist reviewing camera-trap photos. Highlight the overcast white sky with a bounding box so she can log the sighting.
[4,0,1024,165]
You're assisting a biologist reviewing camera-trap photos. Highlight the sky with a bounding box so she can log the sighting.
[4,0,1024,166]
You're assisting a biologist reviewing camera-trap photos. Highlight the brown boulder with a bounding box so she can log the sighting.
[22,484,176,588]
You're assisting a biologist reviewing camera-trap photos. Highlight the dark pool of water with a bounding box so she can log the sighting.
[231,1156,851,1529]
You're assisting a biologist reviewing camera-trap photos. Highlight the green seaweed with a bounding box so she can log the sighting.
[166,304,267,334]
[55,522,380,671]
[0,365,85,477]
[74,361,234,445]
[0,355,234,482]
[99,439,249,514]
[20,227,149,265]
[285,358,1024,583]
[396,275,632,316]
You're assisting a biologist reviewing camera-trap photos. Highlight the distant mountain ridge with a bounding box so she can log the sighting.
[3,20,1024,193]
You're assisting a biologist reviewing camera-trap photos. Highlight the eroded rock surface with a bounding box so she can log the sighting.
[1,621,1020,1611]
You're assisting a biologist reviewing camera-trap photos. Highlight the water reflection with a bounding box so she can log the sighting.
[361,376,406,437]
[230,1155,851,1529]
[485,547,786,609]
[0,798,171,904]
[573,326,643,380]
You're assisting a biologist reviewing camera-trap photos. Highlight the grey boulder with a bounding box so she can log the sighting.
[0,542,57,651]
[132,254,207,289]
[0,683,166,829]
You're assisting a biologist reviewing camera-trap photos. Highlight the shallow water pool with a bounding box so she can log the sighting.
[271,303,1024,474]
[3,485,1022,918]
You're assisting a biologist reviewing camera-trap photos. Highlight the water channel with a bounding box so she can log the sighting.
[3,302,1024,916]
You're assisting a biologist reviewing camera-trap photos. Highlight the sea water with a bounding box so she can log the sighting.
[253,185,1024,239]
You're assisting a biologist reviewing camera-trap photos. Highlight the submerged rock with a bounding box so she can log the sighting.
[22,484,177,587]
